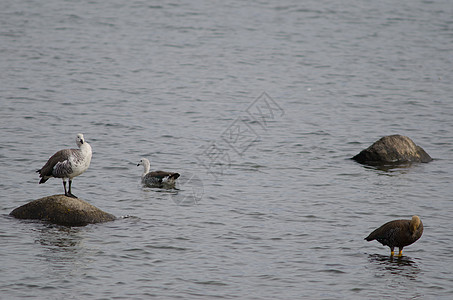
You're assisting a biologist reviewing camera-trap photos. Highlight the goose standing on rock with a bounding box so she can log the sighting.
[365,215,423,256]
[137,158,180,188]
[37,133,92,198]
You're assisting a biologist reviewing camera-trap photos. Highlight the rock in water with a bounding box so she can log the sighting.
[352,135,432,165]
[10,195,116,226]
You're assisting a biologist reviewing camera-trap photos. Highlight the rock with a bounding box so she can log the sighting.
[10,195,116,226]
[352,135,432,165]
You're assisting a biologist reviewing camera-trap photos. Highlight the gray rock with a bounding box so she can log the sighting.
[10,195,116,226]
[352,135,432,165]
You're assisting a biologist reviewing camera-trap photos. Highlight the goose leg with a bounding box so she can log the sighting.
[63,180,68,196]
[66,179,77,198]
[397,248,403,257]
[390,246,395,256]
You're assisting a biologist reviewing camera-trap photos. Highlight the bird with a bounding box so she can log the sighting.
[365,215,423,256]
[137,158,180,188]
[36,133,92,198]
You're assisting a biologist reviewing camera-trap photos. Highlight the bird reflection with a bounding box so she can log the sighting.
[31,224,93,280]
[367,253,420,279]
[34,224,82,250]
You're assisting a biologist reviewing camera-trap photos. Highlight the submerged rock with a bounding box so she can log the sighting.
[352,135,432,165]
[10,195,116,226]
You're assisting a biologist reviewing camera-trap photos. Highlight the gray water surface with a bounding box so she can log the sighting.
[1,0,453,299]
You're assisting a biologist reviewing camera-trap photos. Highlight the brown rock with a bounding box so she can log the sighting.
[352,135,432,165]
[10,195,116,226]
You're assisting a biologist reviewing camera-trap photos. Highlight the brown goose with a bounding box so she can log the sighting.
[37,134,92,198]
[365,215,423,256]
[137,158,180,188]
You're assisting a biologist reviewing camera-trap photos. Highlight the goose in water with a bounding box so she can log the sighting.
[137,158,180,188]
[365,215,423,256]
[37,133,92,198]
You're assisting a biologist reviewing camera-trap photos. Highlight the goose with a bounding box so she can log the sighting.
[37,133,92,198]
[137,158,180,188]
[365,215,423,256]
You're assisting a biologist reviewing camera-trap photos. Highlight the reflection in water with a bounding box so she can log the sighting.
[363,163,413,174]
[34,224,83,249]
[25,224,97,298]
[368,253,421,279]
[142,173,204,206]
[32,224,93,277]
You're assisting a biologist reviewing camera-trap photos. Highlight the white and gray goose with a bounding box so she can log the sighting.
[137,158,180,187]
[37,133,92,198]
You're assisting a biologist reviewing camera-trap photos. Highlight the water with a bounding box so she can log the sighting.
[1,0,453,298]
